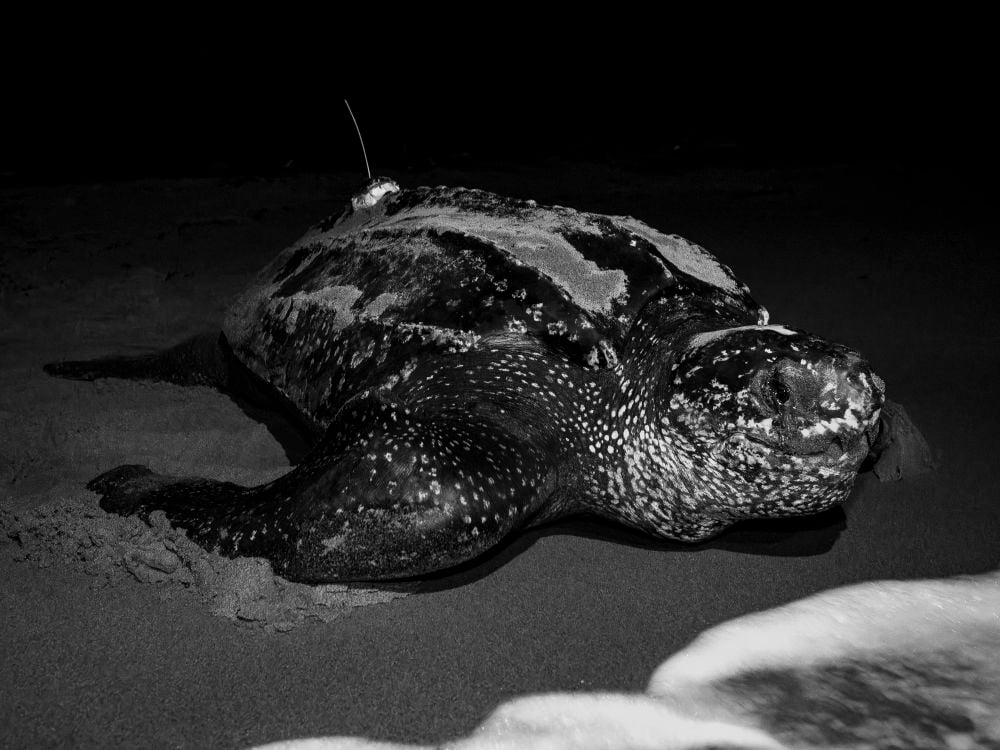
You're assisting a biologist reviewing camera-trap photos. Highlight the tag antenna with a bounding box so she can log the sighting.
[344,99,371,180]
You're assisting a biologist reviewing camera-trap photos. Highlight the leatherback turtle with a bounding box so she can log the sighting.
[45,178,885,582]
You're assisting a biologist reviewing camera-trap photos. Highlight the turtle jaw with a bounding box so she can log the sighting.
[728,421,876,471]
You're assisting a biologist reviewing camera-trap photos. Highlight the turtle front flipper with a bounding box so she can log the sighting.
[88,395,557,582]
[88,464,165,513]
[87,464,246,519]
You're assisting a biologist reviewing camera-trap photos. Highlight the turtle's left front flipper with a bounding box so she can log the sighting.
[87,463,263,546]
[864,399,935,481]
[87,394,558,582]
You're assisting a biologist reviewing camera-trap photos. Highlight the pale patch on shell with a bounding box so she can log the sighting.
[279,285,363,331]
[258,285,407,337]
[314,194,632,316]
[224,232,442,349]
[362,292,399,319]
[617,218,743,295]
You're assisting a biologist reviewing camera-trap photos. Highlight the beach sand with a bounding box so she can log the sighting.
[1,160,997,748]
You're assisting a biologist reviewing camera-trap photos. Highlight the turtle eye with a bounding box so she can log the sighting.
[769,372,792,409]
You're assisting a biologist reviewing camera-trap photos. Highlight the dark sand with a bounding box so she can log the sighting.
[1,161,997,748]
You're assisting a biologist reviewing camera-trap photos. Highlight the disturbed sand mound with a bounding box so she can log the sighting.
[1,496,408,632]
[0,359,409,632]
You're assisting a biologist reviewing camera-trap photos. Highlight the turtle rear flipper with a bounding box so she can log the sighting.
[46,333,321,461]
[45,333,305,417]
[87,395,557,582]
[45,333,233,387]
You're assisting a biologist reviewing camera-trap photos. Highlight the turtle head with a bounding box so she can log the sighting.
[658,324,884,529]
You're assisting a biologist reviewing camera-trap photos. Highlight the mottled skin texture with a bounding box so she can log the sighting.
[45,179,884,582]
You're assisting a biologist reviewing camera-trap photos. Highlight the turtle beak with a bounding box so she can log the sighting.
[767,351,885,461]
[845,356,885,423]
